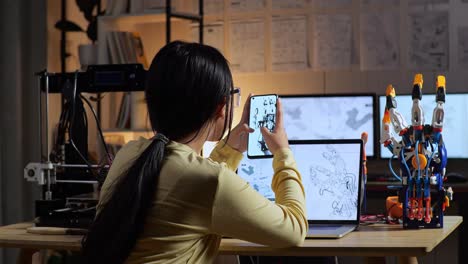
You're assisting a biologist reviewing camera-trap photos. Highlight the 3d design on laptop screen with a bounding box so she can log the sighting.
[238,140,362,221]
[280,95,374,157]
[378,94,468,158]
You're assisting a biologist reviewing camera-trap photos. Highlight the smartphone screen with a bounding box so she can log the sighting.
[247,94,278,158]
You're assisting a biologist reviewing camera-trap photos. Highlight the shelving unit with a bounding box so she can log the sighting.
[97,0,204,140]
[97,12,193,66]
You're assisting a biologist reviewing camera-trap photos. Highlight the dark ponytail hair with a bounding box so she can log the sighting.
[82,41,234,263]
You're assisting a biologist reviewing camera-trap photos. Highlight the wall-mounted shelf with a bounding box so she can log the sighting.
[99,10,174,24]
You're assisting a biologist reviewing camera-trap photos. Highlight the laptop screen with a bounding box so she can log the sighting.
[238,139,363,223]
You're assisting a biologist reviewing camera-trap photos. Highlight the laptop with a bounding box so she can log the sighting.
[238,139,363,238]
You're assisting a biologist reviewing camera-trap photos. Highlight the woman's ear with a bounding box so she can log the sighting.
[215,103,226,120]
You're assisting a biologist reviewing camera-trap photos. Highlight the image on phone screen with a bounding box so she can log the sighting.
[248,94,277,158]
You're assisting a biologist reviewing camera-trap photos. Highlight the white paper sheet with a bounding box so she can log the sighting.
[409,0,448,5]
[272,0,308,9]
[229,0,265,12]
[310,0,352,8]
[191,22,224,53]
[458,26,468,67]
[271,16,308,71]
[407,11,449,70]
[312,14,352,70]
[207,0,224,14]
[192,0,223,14]
[361,0,399,7]
[141,0,184,12]
[230,20,265,72]
[143,0,164,10]
[360,12,400,70]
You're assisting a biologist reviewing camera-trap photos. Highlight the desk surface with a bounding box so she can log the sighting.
[219,216,462,257]
[0,216,462,257]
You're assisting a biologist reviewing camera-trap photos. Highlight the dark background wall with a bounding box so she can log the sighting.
[0,0,46,263]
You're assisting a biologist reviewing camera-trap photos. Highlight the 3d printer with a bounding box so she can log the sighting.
[24,64,147,228]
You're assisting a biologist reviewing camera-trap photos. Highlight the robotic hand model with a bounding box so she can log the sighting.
[380,74,453,228]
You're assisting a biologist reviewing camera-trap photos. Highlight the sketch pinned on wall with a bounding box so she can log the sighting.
[312,14,352,70]
[229,0,265,12]
[194,0,223,14]
[407,11,449,70]
[360,12,400,70]
[272,0,308,9]
[230,20,265,72]
[191,22,224,54]
[310,0,352,8]
[408,0,448,5]
[361,0,399,7]
[458,27,468,67]
[271,16,308,71]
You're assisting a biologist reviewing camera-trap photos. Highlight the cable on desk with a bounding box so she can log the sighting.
[360,214,387,224]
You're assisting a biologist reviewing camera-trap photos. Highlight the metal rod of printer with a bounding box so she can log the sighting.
[56,164,110,169]
[38,74,43,163]
[45,73,50,164]
[45,73,52,200]
[55,180,99,184]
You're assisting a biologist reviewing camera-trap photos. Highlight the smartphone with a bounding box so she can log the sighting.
[247,94,278,158]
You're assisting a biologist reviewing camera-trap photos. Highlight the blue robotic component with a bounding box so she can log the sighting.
[380,74,452,229]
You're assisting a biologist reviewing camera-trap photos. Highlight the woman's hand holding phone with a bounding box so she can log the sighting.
[225,94,254,153]
[260,98,289,155]
[226,94,288,156]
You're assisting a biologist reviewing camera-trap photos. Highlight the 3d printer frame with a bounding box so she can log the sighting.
[24,64,147,228]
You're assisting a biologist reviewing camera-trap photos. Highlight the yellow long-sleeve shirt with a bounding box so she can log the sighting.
[98,137,308,264]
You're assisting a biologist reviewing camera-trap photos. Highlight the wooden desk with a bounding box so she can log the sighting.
[366,181,468,262]
[0,216,463,264]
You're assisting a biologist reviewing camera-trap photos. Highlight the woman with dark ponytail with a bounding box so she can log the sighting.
[82,41,308,264]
